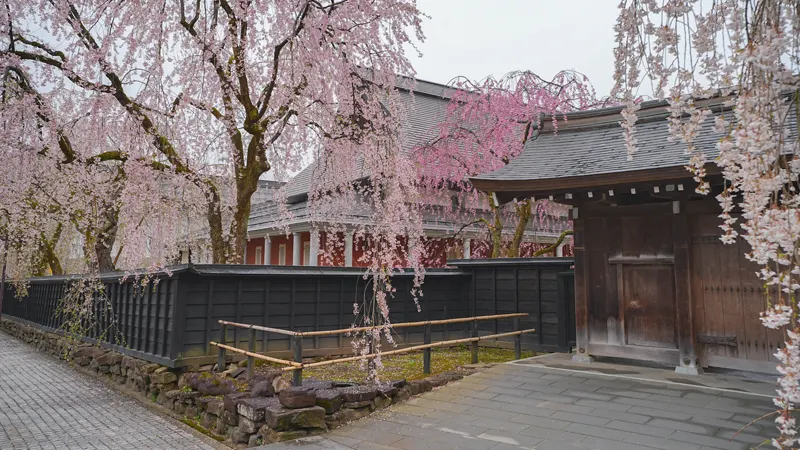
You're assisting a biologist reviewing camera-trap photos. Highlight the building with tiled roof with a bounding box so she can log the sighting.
[469,96,797,374]
[242,78,571,268]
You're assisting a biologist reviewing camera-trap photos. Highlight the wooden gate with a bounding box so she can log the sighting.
[621,264,677,348]
[690,214,781,373]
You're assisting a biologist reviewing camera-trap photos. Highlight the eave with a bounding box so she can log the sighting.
[470,164,721,204]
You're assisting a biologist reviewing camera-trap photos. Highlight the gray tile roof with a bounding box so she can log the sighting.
[284,79,454,202]
[472,100,798,185]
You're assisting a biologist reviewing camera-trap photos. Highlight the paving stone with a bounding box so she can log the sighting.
[525,391,582,403]
[565,422,629,440]
[509,414,570,429]
[424,409,482,422]
[485,442,542,450]
[586,408,651,424]
[448,396,498,409]
[575,398,632,411]
[535,401,593,414]
[416,398,471,413]
[578,436,655,450]
[670,431,750,450]
[647,394,720,408]
[580,377,637,390]
[0,330,215,450]
[354,442,401,450]
[387,436,453,450]
[732,413,774,428]
[470,417,529,433]
[715,429,770,445]
[518,383,568,394]
[389,404,432,417]
[492,394,546,407]
[664,403,735,419]
[476,430,543,447]
[627,406,693,421]
[256,363,778,450]
[633,387,686,398]
[648,418,713,435]
[496,401,557,417]
[533,439,588,450]
[606,419,676,438]
[598,388,652,399]
[332,426,403,445]
[430,419,489,437]
[457,406,515,422]
[688,415,756,431]
[551,411,611,427]
[518,424,586,443]
[561,389,616,401]
[484,385,526,396]
[451,388,497,400]
[623,432,702,450]
[549,379,603,391]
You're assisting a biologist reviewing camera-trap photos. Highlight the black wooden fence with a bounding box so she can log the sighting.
[448,258,575,352]
[2,259,574,367]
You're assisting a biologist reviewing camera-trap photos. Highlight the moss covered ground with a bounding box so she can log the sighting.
[256,345,533,384]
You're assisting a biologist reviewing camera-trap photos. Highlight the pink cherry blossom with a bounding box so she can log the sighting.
[614,1,800,445]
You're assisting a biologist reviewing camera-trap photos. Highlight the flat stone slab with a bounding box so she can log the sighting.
[256,358,778,450]
[264,404,326,431]
[238,397,281,421]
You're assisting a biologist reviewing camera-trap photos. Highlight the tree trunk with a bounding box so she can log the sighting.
[95,209,119,273]
[206,186,227,264]
[36,224,64,276]
[227,172,260,265]
[505,199,532,258]
[487,193,504,258]
[95,235,115,273]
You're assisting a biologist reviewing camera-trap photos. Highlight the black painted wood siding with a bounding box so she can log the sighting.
[2,260,574,367]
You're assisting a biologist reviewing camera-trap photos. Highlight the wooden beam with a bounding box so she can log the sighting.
[673,200,700,375]
[572,214,592,363]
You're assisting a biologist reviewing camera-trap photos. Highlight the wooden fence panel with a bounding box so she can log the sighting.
[2,260,574,366]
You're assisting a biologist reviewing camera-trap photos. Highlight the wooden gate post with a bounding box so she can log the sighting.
[217,323,227,372]
[293,335,303,386]
[673,201,701,375]
[571,210,593,363]
[514,316,522,360]
[471,319,479,364]
[247,328,255,379]
[423,323,431,374]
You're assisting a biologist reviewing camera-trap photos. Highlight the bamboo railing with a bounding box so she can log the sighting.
[210,313,532,385]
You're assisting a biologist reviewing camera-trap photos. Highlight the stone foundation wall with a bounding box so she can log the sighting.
[0,318,479,447]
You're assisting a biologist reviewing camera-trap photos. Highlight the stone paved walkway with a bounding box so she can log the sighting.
[262,359,778,450]
[0,330,219,450]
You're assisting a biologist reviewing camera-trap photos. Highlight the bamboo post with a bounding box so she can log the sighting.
[217,323,227,372]
[300,329,536,370]
[247,328,255,379]
[471,319,479,364]
[423,322,431,374]
[367,330,376,376]
[514,316,522,360]
[209,342,301,366]
[292,335,303,386]
[298,313,528,337]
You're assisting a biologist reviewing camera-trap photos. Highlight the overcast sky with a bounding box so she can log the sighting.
[409,0,620,97]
